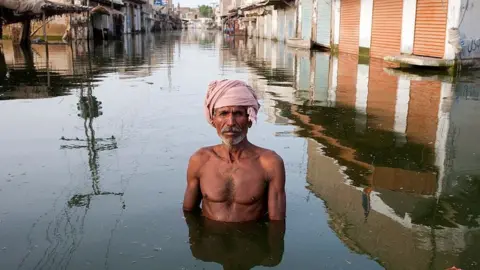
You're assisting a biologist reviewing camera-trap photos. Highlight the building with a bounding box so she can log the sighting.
[221,0,480,68]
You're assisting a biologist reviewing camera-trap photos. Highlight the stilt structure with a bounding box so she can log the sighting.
[0,0,90,45]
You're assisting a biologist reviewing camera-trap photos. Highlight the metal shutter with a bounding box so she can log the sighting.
[339,0,360,55]
[301,0,313,41]
[370,0,403,59]
[278,10,285,42]
[315,0,331,47]
[413,0,448,58]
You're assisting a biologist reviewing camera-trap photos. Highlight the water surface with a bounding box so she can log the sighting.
[1,31,479,270]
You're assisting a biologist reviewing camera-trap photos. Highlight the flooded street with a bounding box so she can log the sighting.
[1,31,479,270]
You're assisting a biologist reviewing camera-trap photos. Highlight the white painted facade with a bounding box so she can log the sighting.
[358,0,373,48]
[240,0,480,62]
[444,0,462,60]
[400,0,417,54]
[333,0,341,46]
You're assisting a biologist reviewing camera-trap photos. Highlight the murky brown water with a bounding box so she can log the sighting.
[1,31,479,270]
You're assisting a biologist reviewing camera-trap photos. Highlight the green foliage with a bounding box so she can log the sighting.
[198,5,213,18]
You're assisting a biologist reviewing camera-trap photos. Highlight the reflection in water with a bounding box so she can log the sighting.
[223,37,480,269]
[1,32,480,270]
[61,86,122,209]
[184,211,285,270]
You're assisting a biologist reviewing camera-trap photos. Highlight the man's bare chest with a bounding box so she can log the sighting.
[199,160,268,204]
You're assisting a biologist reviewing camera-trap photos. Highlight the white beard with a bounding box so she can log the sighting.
[221,133,246,147]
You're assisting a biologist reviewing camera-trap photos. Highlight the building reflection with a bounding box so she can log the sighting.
[184,211,285,270]
[221,37,480,270]
[0,33,182,100]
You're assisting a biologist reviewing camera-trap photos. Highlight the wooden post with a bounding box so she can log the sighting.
[21,20,32,46]
[87,0,90,40]
[43,12,50,87]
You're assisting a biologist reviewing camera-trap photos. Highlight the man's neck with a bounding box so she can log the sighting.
[221,138,251,163]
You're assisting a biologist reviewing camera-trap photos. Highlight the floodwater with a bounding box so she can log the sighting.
[0,31,479,270]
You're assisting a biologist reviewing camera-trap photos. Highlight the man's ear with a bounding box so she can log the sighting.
[248,121,252,128]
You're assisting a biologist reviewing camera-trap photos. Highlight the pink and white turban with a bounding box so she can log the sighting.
[204,79,260,126]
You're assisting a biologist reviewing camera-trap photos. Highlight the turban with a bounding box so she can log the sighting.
[204,79,260,126]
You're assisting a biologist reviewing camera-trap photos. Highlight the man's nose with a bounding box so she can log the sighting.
[225,114,235,126]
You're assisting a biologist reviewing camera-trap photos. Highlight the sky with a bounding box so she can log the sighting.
[176,0,215,8]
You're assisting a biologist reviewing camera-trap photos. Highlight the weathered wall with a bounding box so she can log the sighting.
[3,15,69,38]
[458,0,480,59]
[358,0,373,48]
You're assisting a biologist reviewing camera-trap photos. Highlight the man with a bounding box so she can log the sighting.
[183,79,286,222]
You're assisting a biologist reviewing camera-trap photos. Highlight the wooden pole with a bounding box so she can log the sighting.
[43,12,50,87]
[87,0,90,40]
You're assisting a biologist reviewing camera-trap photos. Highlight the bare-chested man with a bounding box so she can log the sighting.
[183,79,286,222]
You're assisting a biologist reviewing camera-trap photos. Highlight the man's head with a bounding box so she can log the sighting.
[204,80,260,147]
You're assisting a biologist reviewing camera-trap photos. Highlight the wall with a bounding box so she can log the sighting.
[443,0,462,60]
[3,16,69,39]
[458,0,480,59]
[333,0,340,45]
[400,0,417,54]
[358,0,373,48]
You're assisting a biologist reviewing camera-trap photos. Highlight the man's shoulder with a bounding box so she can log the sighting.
[189,145,217,164]
[255,147,284,166]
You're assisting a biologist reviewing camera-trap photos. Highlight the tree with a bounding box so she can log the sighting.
[198,5,213,18]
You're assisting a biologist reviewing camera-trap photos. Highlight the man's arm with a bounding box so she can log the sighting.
[183,152,204,211]
[266,152,286,221]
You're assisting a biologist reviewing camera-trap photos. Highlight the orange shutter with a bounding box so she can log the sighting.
[370,0,403,59]
[413,0,448,58]
[339,0,360,55]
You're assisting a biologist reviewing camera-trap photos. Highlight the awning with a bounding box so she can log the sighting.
[240,0,294,11]
[91,5,124,16]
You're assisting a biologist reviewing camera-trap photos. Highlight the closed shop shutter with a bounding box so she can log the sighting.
[413,0,448,58]
[286,8,295,39]
[339,0,360,55]
[336,53,358,107]
[278,10,285,42]
[315,0,331,47]
[266,14,272,39]
[258,16,263,38]
[301,0,313,41]
[370,0,403,59]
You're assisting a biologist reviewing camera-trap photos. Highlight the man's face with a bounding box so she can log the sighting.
[212,106,251,146]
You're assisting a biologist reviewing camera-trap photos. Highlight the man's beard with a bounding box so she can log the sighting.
[220,126,245,147]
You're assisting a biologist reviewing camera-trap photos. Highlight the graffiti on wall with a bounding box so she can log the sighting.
[460,38,480,59]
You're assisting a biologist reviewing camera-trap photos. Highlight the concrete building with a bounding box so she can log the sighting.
[221,0,480,68]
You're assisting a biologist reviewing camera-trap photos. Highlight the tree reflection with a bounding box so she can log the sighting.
[184,211,285,270]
